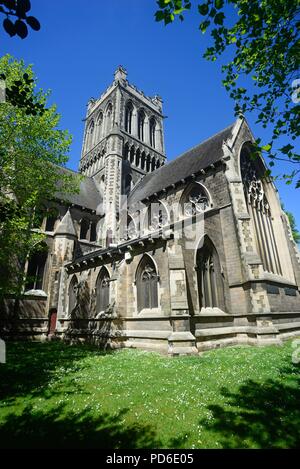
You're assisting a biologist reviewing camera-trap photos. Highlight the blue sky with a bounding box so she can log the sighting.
[1,0,299,225]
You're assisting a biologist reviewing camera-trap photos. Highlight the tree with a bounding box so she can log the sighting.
[0,0,40,39]
[285,209,300,244]
[155,0,300,186]
[0,54,79,301]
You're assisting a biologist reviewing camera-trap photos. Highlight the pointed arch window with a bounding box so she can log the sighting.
[125,102,133,134]
[68,275,78,316]
[105,103,113,134]
[138,110,145,141]
[87,120,94,151]
[136,256,159,312]
[241,145,282,275]
[196,237,224,309]
[96,112,103,142]
[96,268,110,312]
[182,183,210,217]
[26,247,48,290]
[149,117,156,148]
[80,218,90,240]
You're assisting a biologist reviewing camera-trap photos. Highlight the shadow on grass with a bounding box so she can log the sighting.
[0,404,182,449]
[201,364,300,448]
[0,342,184,448]
[0,341,111,402]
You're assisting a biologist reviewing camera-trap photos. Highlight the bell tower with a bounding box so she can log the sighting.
[79,66,166,246]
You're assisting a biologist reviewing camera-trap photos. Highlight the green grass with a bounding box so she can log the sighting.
[0,339,299,448]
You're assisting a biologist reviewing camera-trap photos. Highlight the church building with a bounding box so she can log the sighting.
[4,66,300,355]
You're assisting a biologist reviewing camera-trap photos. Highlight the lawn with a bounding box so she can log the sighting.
[0,339,299,449]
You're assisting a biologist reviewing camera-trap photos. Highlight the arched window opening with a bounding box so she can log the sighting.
[105,103,113,134]
[130,146,135,164]
[45,215,56,232]
[141,153,146,170]
[68,275,78,316]
[149,117,156,148]
[123,143,129,160]
[87,120,94,151]
[196,237,223,309]
[96,112,103,142]
[156,160,161,169]
[125,102,133,134]
[138,110,145,141]
[136,256,159,312]
[182,184,210,217]
[135,149,141,167]
[90,221,97,242]
[146,155,151,172]
[241,145,282,275]
[96,268,110,312]
[151,157,156,172]
[147,202,168,231]
[26,247,48,290]
[80,218,90,240]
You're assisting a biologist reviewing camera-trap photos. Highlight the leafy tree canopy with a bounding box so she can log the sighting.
[0,54,79,299]
[155,0,300,186]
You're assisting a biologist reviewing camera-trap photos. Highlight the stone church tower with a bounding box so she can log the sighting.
[2,67,300,356]
[79,66,166,246]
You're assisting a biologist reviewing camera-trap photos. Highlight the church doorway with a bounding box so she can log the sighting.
[48,308,57,335]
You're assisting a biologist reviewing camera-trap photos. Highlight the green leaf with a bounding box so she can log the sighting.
[214,0,224,9]
[214,12,225,25]
[199,20,210,33]
[198,4,209,16]
[261,144,272,151]
[155,10,165,22]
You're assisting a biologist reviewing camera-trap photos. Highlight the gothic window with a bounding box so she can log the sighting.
[123,143,129,160]
[45,215,56,232]
[147,202,168,231]
[182,184,210,217]
[138,110,145,141]
[141,152,146,170]
[196,237,223,309]
[125,102,133,134]
[105,103,113,134]
[80,218,90,240]
[68,275,78,316]
[130,146,135,164]
[146,155,151,172]
[151,157,156,172]
[135,149,141,167]
[241,145,282,275]
[136,256,159,312]
[87,120,94,150]
[90,221,97,242]
[96,112,103,142]
[96,268,110,312]
[26,247,48,290]
[149,117,156,148]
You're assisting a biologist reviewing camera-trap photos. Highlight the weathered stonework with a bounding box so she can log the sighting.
[2,67,300,354]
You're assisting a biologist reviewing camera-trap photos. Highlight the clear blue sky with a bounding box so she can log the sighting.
[1,0,299,226]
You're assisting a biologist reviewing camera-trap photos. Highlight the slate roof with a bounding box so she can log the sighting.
[56,167,102,211]
[128,123,234,206]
